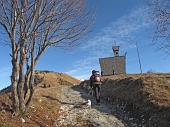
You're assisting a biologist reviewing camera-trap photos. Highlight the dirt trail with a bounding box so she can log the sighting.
[55,85,125,127]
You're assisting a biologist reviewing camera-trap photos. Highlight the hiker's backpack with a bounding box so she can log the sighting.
[92,71,101,82]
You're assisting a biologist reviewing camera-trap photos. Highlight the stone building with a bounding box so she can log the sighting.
[99,46,126,75]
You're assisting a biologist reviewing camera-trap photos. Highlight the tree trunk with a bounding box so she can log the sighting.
[25,36,36,113]
[25,61,35,112]
[24,72,31,99]
[17,48,26,114]
[11,53,19,114]
[25,72,34,112]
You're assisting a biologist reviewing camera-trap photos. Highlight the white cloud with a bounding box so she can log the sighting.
[65,57,100,80]
[66,6,151,79]
[74,74,90,81]
[82,6,150,50]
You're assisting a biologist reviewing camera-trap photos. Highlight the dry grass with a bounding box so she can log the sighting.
[81,73,170,127]
[35,71,80,88]
[1,72,170,126]
[102,73,170,107]
[0,71,82,127]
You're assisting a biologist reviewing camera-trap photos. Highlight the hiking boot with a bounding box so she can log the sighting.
[96,99,100,105]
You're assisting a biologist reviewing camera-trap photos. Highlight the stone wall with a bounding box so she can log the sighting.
[99,56,126,75]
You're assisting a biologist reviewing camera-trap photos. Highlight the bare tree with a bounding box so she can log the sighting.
[148,0,170,53]
[0,0,93,115]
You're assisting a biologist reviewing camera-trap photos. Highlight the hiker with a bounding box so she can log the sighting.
[90,70,102,104]
[101,70,104,76]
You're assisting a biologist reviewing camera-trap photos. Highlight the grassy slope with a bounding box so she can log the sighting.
[0,71,81,127]
[81,73,170,127]
[1,72,170,126]
[102,74,170,107]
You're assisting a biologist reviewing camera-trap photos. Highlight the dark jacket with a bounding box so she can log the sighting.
[90,74,101,87]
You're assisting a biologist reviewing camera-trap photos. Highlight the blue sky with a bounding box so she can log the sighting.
[0,0,170,90]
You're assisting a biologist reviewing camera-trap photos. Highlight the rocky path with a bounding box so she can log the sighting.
[55,85,125,127]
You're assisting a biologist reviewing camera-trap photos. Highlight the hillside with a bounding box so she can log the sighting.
[34,70,81,87]
[0,72,170,127]
[0,71,127,127]
[0,71,83,127]
[80,73,170,127]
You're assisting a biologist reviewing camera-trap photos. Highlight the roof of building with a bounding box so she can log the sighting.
[99,55,125,60]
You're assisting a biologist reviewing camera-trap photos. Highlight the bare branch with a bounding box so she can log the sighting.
[0,0,94,115]
[148,0,170,53]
